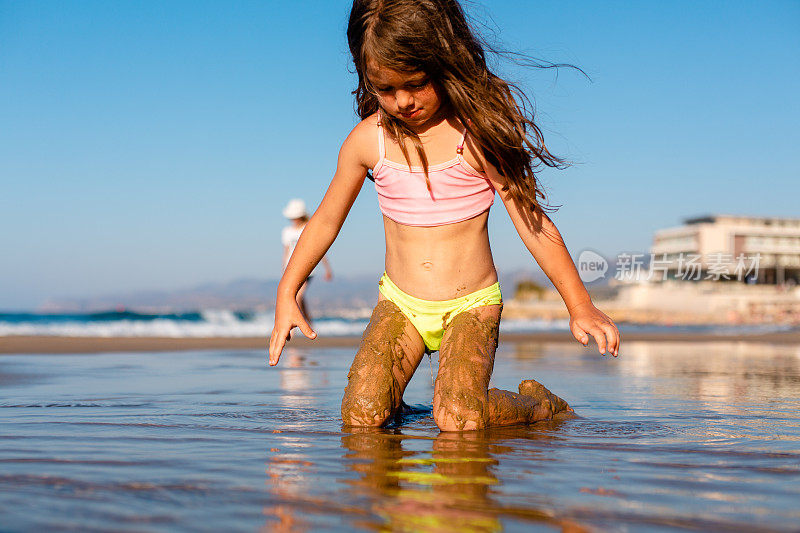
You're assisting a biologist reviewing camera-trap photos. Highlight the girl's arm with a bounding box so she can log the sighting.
[268,122,372,365]
[480,156,621,357]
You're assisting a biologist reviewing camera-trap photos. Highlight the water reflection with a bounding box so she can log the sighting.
[619,342,800,398]
[263,427,317,532]
[279,349,312,409]
[339,422,584,532]
[510,341,800,404]
[3,344,799,531]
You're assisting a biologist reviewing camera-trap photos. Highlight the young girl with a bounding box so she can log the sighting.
[269,0,620,431]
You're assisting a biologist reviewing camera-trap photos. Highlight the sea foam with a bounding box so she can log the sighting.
[0,310,570,337]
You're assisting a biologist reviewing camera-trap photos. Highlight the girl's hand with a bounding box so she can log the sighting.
[568,301,620,357]
[268,297,317,366]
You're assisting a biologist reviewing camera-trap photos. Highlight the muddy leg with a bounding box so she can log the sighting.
[517,379,573,415]
[433,305,571,431]
[341,299,426,427]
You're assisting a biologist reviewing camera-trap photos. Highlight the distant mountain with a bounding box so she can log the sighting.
[40,268,577,314]
[40,275,384,313]
[40,278,280,313]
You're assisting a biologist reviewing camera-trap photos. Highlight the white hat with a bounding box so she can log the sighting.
[282,198,308,219]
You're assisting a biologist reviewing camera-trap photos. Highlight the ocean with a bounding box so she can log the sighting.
[0,309,794,338]
[1,340,799,531]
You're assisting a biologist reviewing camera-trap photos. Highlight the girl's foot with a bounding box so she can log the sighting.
[518,379,574,414]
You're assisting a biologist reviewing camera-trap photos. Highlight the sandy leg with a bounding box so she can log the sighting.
[341,300,426,427]
[517,379,573,414]
[433,305,572,431]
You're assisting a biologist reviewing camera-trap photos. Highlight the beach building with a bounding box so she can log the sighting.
[649,214,800,285]
[507,215,800,325]
[607,215,800,325]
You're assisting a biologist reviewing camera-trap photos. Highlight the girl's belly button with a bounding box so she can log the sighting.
[421,261,434,270]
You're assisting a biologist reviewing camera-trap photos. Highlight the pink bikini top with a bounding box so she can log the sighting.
[372,119,495,227]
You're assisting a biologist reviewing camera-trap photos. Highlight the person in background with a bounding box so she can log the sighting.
[281,199,333,326]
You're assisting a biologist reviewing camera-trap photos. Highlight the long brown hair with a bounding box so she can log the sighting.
[348,0,577,224]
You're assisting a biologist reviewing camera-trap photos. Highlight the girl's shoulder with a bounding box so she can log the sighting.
[339,112,381,170]
[349,111,381,139]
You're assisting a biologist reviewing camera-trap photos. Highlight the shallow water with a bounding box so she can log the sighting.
[1,341,799,532]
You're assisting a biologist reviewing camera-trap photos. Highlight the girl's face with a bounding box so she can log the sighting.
[366,61,445,129]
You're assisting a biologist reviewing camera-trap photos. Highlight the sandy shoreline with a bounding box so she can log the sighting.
[2,329,800,354]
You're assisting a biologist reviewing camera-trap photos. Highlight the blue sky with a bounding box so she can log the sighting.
[1,0,798,309]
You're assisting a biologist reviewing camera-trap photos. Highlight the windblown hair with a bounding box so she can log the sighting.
[348,0,574,222]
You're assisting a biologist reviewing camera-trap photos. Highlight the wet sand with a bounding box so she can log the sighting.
[2,328,800,354]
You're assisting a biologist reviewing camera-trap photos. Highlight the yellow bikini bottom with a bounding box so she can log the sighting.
[378,273,503,352]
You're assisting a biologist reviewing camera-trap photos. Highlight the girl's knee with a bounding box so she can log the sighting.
[341,302,408,427]
[341,351,401,427]
[341,389,395,427]
[433,386,488,431]
[340,298,427,427]
[433,308,500,432]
